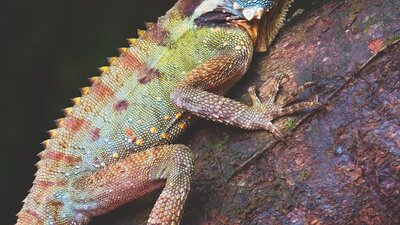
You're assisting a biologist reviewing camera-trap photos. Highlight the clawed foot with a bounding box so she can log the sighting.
[247,74,321,139]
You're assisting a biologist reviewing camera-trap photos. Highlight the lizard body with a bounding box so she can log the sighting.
[17,0,318,224]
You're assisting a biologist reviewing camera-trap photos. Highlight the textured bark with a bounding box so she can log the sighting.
[92,0,400,224]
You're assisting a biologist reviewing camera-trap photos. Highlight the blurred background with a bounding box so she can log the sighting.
[1,0,307,223]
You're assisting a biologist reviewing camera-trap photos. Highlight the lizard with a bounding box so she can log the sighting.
[17,0,320,224]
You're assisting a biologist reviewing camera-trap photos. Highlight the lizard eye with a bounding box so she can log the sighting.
[233,0,276,20]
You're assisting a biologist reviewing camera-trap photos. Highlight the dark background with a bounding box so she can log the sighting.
[1,0,308,223]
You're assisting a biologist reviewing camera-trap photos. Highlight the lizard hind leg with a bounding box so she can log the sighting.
[69,145,194,225]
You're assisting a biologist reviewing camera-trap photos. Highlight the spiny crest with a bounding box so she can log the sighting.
[98,66,109,74]
[118,47,128,54]
[145,22,154,29]
[47,129,57,138]
[41,140,50,148]
[80,87,90,95]
[62,107,73,116]
[108,57,118,65]
[88,76,99,84]
[41,20,156,151]
[127,38,137,45]
[137,29,146,37]
[71,97,81,105]
[54,118,65,127]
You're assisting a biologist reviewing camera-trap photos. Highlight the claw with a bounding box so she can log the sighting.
[303,81,317,88]
[265,121,285,140]
[248,86,262,106]
[282,81,318,106]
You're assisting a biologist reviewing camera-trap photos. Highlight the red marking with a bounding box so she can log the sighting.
[119,48,161,84]
[35,180,66,189]
[125,128,136,142]
[19,210,42,223]
[114,100,129,111]
[120,51,142,69]
[92,82,114,98]
[368,39,384,54]
[125,128,134,136]
[147,23,169,44]
[65,117,85,132]
[91,128,101,141]
[43,150,81,164]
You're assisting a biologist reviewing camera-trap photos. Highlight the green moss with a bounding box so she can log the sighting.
[299,170,310,181]
[216,132,230,151]
[285,119,296,130]
[234,208,248,219]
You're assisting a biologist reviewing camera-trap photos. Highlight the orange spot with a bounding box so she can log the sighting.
[112,152,119,159]
[179,123,186,129]
[175,113,182,119]
[150,127,157,134]
[161,133,168,139]
[165,114,171,120]
[92,82,114,98]
[125,128,136,142]
[136,139,143,146]
[368,39,384,54]
[65,117,85,132]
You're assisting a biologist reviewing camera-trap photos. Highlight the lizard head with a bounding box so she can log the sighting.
[192,0,293,52]
[232,0,294,52]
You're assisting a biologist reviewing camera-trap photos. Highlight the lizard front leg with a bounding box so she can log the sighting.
[171,57,320,139]
[63,145,194,225]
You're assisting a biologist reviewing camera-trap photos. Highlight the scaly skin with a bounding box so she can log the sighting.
[17,0,319,224]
